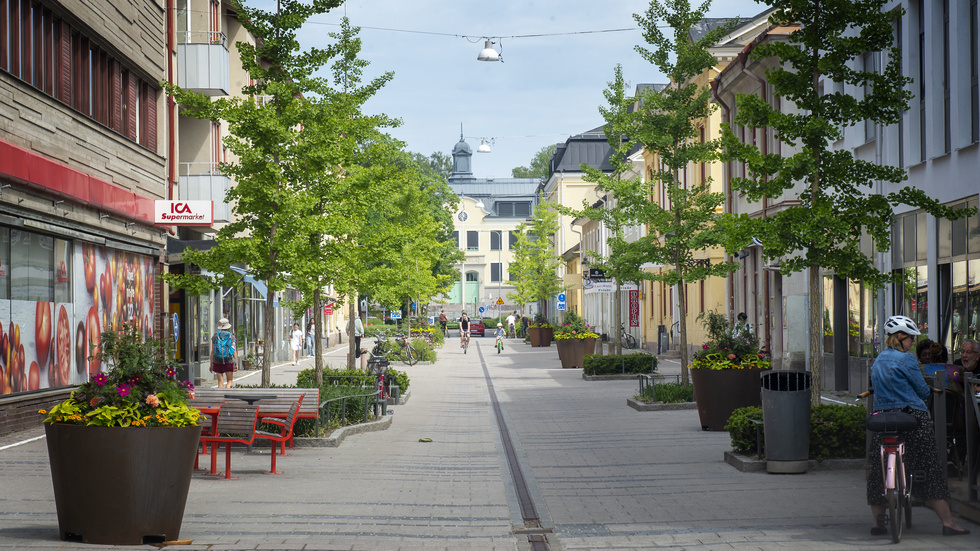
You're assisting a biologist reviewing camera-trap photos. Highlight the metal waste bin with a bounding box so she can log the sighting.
[761,370,812,473]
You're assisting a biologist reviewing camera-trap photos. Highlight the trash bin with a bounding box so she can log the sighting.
[760,370,812,473]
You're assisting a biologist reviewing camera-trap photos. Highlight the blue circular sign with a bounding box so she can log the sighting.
[172,313,179,342]
[479,306,485,314]
[558,293,566,302]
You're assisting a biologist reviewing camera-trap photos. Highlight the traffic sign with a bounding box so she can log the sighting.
[496,297,504,305]
[557,292,566,302]
[557,301,567,311]
[479,306,486,314]
[390,310,402,320]
[172,313,179,342]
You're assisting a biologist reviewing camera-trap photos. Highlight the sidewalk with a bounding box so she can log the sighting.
[0,336,976,550]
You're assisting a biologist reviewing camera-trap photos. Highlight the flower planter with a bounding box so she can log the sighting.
[690,368,768,431]
[528,327,553,347]
[45,423,202,545]
[556,338,596,368]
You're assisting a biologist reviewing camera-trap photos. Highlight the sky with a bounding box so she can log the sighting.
[260,0,766,179]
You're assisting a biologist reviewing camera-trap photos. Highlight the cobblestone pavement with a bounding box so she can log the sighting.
[0,337,977,550]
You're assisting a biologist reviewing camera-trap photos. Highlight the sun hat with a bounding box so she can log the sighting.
[218,318,232,330]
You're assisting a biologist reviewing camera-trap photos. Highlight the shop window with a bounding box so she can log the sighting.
[54,239,72,303]
[10,229,54,301]
[0,228,8,300]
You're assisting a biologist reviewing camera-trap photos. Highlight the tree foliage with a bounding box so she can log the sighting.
[507,200,563,312]
[563,1,737,382]
[719,0,973,403]
[512,144,557,179]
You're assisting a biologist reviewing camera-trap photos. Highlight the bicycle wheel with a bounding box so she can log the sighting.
[624,333,637,349]
[902,462,912,529]
[401,345,420,366]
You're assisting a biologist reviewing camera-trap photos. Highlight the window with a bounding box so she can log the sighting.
[972,0,979,143]
[918,0,926,161]
[10,229,54,301]
[490,262,502,282]
[496,201,531,217]
[0,228,8,300]
[490,230,502,251]
[509,230,518,249]
[465,271,479,282]
[452,231,459,248]
[862,51,877,143]
[943,0,951,154]
[0,0,158,150]
[466,231,478,251]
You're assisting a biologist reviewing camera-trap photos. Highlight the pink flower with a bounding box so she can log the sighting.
[758,353,765,359]
[92,373,108,386]
[702,344,709,350]
[728,353,737,360]
[89,396,101,408]
[117,384,131,397]
[145,394,160,408]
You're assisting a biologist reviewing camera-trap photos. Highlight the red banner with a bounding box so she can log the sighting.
[629,290,640,327]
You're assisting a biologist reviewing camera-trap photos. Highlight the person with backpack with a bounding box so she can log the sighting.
[210,318,237,388]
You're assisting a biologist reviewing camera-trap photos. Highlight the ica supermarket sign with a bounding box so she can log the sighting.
[154,201,214,226]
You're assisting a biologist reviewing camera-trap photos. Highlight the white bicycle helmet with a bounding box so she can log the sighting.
[883,315,920,336]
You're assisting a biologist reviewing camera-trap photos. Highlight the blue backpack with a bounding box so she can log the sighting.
[214,330,235,360]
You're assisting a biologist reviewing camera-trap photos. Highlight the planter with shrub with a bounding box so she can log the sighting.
[584,353,657,376]
[725,404,865,461]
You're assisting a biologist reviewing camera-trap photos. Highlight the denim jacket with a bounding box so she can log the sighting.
[870,346,930,412]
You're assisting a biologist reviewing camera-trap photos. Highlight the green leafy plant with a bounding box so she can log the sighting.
[689,310,770,371]
[553,311,599,340]
[584,353,657,375]
[725,404,865,460]
[42,323,198,427]
[636,381,693,403]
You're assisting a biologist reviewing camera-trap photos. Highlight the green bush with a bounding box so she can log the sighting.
[635,381,694,403]
[725,404,866,460]
[725,406,764,453]
[584,353,657,375]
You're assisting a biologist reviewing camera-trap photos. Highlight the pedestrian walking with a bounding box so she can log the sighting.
[290,322,304,365]
[210,317,237,388]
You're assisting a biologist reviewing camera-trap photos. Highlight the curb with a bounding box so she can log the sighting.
[724,451,864,473]
[294,414,393,448]
[626,397,697,411]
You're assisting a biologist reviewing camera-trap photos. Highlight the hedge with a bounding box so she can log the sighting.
[725,404,866,460]
[584,353,657,375]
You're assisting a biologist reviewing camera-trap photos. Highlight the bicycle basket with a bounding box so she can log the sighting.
[866,410,918,433]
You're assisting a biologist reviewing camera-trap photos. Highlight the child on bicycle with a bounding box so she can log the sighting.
[866,315,969,537]
[494,322,505,353]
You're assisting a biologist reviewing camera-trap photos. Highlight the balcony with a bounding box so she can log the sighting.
[177,31,230,96]
[178,163,231,224]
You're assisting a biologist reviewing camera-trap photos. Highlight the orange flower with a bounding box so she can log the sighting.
[145,394,160,408]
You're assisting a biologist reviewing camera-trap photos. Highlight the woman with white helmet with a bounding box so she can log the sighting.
[866,315,970,536]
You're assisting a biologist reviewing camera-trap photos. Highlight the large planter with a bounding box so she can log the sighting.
[690,368,768,431]
[528,327,553,347]
[556,337,596,368]
[45,423,202,545]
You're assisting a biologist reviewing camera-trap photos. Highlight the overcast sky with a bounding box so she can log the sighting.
[258,0,766,178]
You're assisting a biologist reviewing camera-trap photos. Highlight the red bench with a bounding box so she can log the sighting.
[255,399,302,475]
[198,401,260,480]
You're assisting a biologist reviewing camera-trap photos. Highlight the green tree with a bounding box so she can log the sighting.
[572,1,736,384]
[163,0,377,385]
[512,144,557,179]
[411,151,453,180]
[507,200,563,316]
[720,0,973,404]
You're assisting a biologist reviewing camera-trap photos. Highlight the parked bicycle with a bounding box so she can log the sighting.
[370,331,420,366]
[620,324,637,349]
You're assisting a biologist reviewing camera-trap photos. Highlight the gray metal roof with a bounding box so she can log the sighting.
[548,127,641,175]
[449,178,540,198]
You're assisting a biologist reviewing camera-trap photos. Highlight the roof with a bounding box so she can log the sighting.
[449,178,540,198]
[548,127,641,175]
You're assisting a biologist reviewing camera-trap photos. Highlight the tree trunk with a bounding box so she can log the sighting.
[347,298,356,369]
[809,265,821,406]
[313,290,322,386]
[614,281,622,355]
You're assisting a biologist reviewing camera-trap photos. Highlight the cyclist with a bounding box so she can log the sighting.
[506,311,517,338]
[439,310,448,336]
[866,315,969,537]
[459,312,471,348]
[494,322,505,353]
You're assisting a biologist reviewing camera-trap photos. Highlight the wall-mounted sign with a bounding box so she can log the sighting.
[154,201,213,226]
